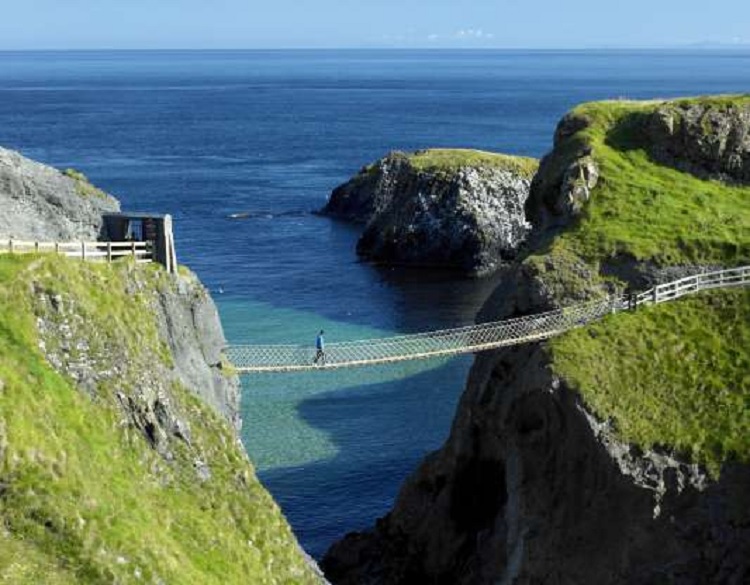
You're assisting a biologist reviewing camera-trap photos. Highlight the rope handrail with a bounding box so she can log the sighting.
[224,264,749,373]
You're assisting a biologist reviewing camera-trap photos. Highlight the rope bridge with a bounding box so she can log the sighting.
[225,265,750,373]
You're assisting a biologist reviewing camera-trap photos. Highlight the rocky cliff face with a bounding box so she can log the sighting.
[0,147,324,582]
[149,269,241,429]
[644,99,750,183]
[39,263,242,435]
[323,150,538,276]
[322,97,750,584]
[324,342,750,584]
[0,145,239,427]
[1,256,324,583]
[0,147,120,241]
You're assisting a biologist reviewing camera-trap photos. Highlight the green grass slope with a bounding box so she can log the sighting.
[545,96,750,266]
[0,255,320,584]
[529,96,750,474]
[551,288,750,476]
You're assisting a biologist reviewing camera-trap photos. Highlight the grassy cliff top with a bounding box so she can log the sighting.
[530,96,750,475]
[0,255,320,584]
[550,288,750,477]
[406,148,539,177]
[542,95,750,267]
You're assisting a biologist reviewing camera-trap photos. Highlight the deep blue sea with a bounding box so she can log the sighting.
[1,49,748,558]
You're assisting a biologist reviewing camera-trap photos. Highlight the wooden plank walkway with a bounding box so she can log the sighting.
[225,265,750,373]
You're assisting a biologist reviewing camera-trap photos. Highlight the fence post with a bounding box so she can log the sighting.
[34,241,39,253]
[8,238,13,254]
[652,285,659,304]
[107,242,112,263]
[81,241,86,262]
[131,241,136,259]
[54,242,59,255]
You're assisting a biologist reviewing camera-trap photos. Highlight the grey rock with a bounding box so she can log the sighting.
[323,262,750,584]
[525,112,597,230]
[0,146,119,241]
[557,155,599,217]
[323,104,750,584]
[645,101,750,183]
[323,152,535,277]
[194,459,212,482]
[150,269,242,430]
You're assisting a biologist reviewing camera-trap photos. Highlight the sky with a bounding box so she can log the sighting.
[1,0,749,50]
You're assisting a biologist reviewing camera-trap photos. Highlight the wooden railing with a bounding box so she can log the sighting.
[630,265,750,308]
[0,238,154,264]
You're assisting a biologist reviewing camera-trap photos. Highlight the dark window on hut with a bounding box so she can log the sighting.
[127,220,144,241]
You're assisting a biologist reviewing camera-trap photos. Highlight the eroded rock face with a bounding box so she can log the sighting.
[34,266,241,466]
[322,262,750,584]
[0,147,120,241]
[150,269,242,429]
[323,152,534,276]
[2,146,240,429]
[322,102,750,584]
[525,113,600,230]
[645,101,750,183]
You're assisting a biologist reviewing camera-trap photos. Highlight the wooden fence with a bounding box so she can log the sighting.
[1,238,153,264]
[631,265,750,308]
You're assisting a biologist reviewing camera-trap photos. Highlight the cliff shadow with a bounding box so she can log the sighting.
[257,357,472,560]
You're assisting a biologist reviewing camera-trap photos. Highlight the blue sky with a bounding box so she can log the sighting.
[2,0,749,50]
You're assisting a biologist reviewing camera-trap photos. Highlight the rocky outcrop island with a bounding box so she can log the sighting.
[323,149,538,276]
[323,95,750,584]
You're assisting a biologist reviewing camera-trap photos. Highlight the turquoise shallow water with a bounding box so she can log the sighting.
[220,298,459,470]
[218,280,488,555]
[2,48,749,558]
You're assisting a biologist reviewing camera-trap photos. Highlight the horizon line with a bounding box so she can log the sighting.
[1,45,750,53]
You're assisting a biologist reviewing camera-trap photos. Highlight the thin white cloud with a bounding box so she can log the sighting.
[453,28,494,40]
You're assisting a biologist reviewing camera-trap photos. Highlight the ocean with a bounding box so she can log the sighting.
[1,49,748,557]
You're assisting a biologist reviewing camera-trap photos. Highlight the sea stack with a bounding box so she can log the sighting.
[322,149,539,276]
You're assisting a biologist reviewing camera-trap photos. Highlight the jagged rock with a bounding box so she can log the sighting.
[322,99,750,585]
[322,261,750,585]
[558,155,599,216]
[645,100,750,183]
[525,113,599,230]
[150,269,242,429]
[1,145,240,429]
[323,150,538,276]
[0,146,119,241]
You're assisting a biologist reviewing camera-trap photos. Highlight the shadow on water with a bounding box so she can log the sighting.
[369,264,505,331]
[257,356,472,560]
